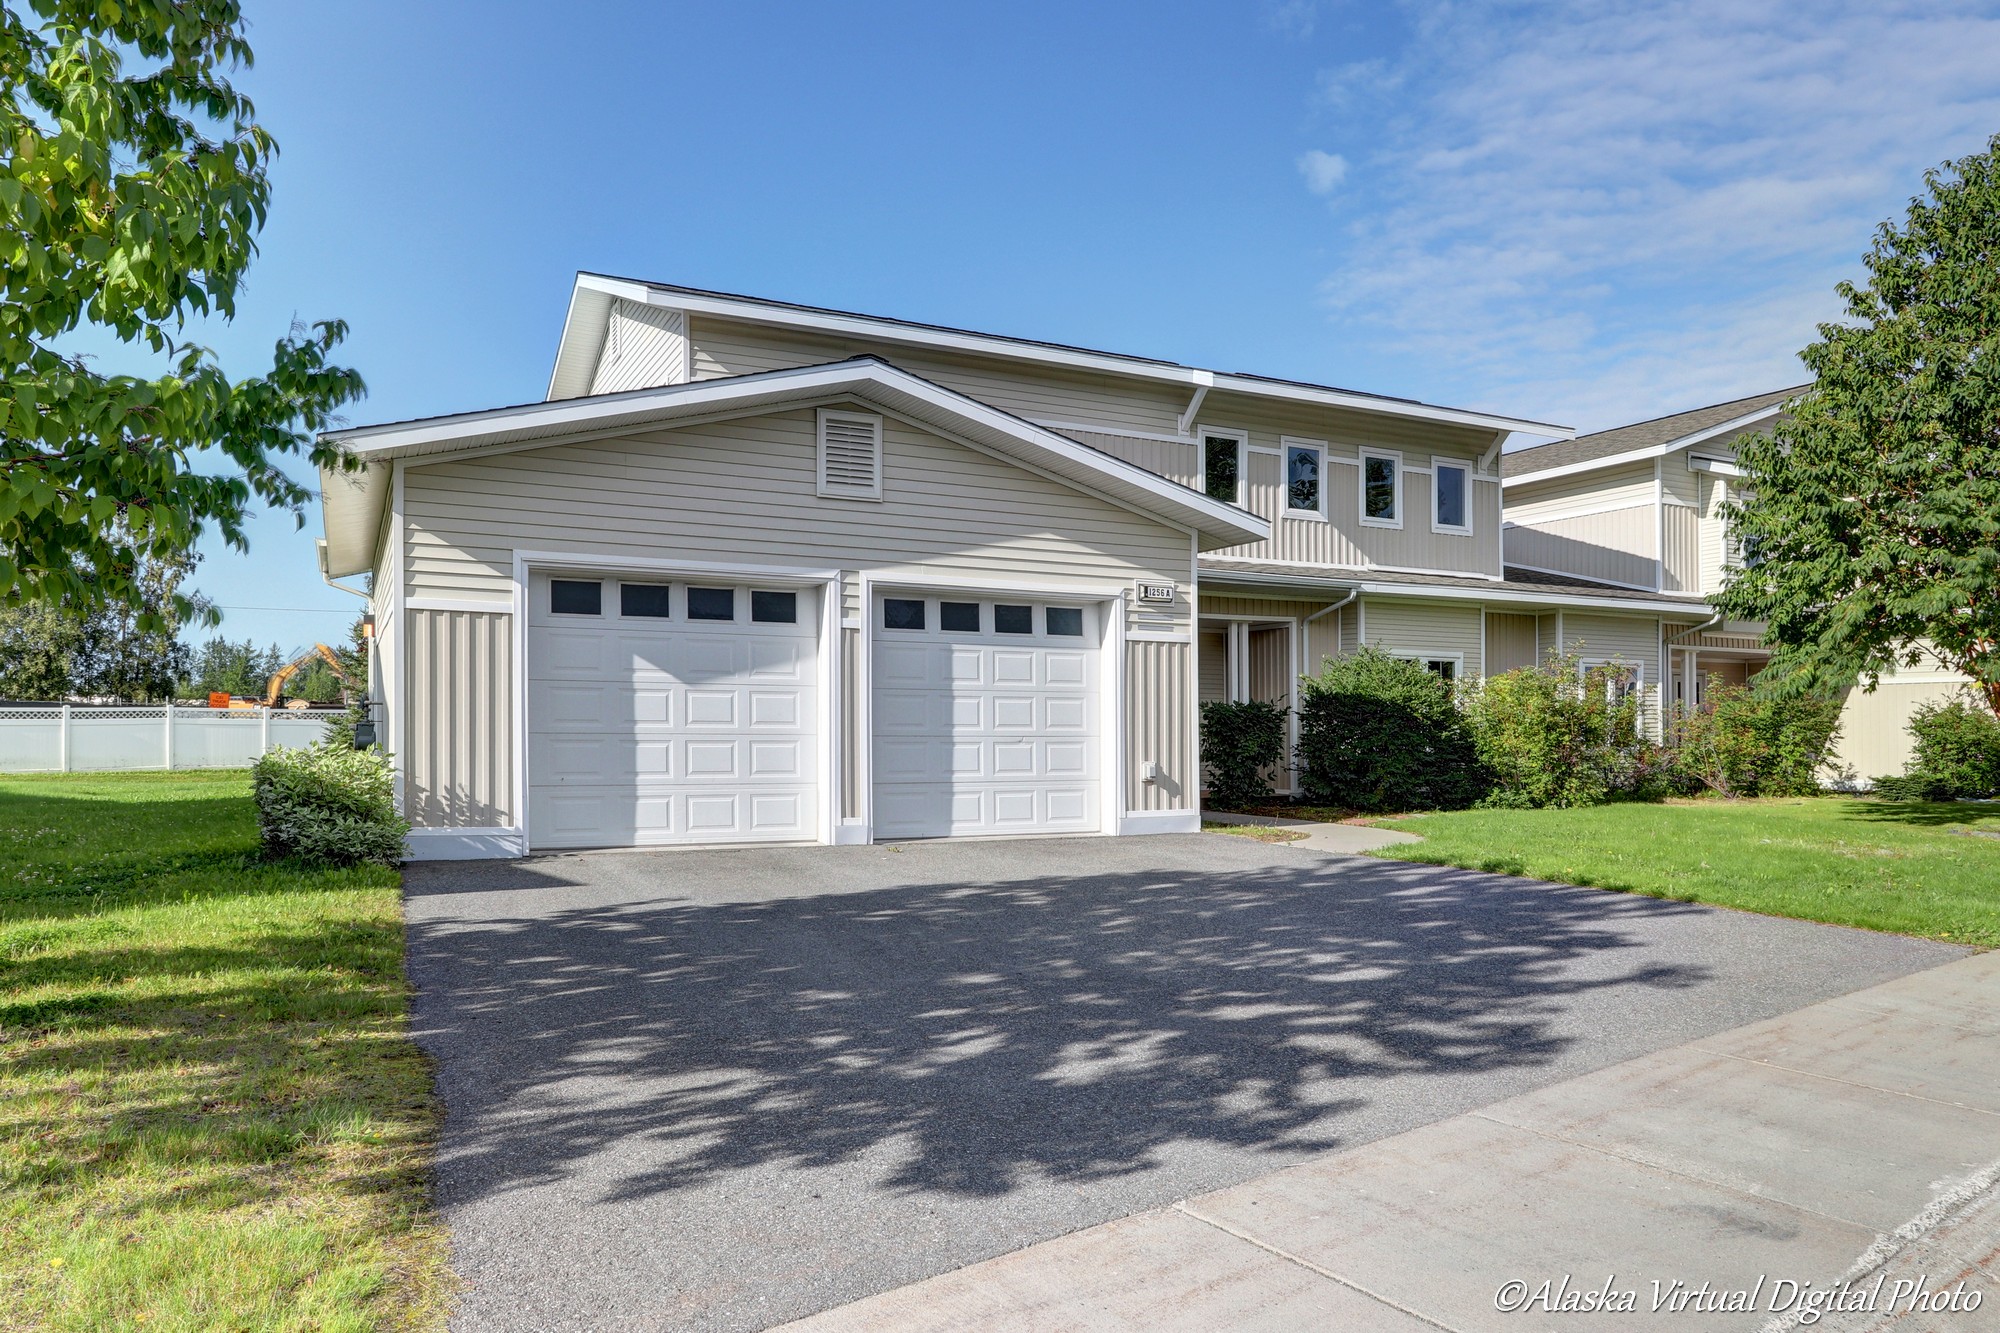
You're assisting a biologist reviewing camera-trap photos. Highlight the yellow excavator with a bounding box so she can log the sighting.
[264,643,348,708]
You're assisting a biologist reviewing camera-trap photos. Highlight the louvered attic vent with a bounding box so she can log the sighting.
[817,409,883,500]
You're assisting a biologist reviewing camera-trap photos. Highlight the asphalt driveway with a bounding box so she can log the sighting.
[402,835,1965,1332]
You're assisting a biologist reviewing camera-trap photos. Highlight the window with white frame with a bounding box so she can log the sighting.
[1201,431,1244,505]
[1432,458,1471,534]
[1284,440,1324,516]
[1360,449,1401,526]
[1582,659,1646,729]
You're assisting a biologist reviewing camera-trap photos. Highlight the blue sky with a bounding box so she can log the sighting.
[103,0,2000,652]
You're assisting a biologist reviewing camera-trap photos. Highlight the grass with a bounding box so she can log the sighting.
[1365,797,2000,947]
[0,771,450,1332]
[1207,801,1361,823]
[1200,821,1308,844]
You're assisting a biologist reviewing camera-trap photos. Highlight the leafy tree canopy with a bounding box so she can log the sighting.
[0,0,362,632]
[0,534,197,699]
[1719,135,2000,718]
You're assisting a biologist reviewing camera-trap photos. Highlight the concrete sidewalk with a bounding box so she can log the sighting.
[779,949,2000,1333]
[1201,808,1424,855]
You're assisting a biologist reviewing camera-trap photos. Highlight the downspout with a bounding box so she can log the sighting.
[1665,610,1725,720]
[1303,588,1360,667]
[317,539,371,600]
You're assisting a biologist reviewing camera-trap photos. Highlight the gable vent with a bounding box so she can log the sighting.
[817,409,884,500]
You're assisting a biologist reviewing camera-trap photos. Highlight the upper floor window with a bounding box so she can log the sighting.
[1360,449,1401,527]
[1201,431,1245,505]
[1432,459,1470,534]
[1284,440,1324,516]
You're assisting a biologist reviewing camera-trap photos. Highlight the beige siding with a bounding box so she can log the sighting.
[1561,612,1665,737]
[401,407,1190,631]
[1697,474,1732,594]
[1661,503,1700,593]
[405,608,512,828]
[1247,626,1289,705]
[1485,613,1539,674]
[1358,598,1484,677]
[1197,630,1228,702]
[590,299,689,394]
[1064,428,1200,487]
[1126,638,1195,811]
[1535,613,1559,661]
[1200,595,1340,620]
[1503,507,1657,588]
[1505,460,1656,522]
[688,315,1190,436]
[1832,677,1973,782]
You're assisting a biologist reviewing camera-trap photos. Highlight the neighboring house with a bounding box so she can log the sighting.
[1502,387,1973,780]
[320,273,1726,859]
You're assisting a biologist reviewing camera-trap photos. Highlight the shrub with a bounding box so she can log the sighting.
[1199,699,1290,807]
[1672,681,1844,798]
[1460,653,1662,808]
[1880,695,2000,800]
[1295,647,1488,812]
[252,742,409,865]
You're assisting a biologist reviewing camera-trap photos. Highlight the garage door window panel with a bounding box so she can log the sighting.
[688,587,735,621]
[619,583,672,618]
[883,598,926,630]
[751,590,796,624]
[551,579,602,615]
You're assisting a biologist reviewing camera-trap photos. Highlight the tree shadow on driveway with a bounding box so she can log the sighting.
[402,847,1711,1210]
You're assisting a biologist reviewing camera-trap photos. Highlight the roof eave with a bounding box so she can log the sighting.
[1503,399,1792,488]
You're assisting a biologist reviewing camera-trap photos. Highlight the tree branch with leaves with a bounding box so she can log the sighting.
[1718,134,2000,720]
[0,0,363,632]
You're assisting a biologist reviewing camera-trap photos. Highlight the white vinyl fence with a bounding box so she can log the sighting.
[0,705,344,774]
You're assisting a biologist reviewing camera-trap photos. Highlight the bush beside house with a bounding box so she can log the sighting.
[1672,681,1845,798]
[1294,647,1488,812]
[1877,695,2000,800]
[1457,654,1672,809]
[1199,699,1290,807]
[252,742,409,865]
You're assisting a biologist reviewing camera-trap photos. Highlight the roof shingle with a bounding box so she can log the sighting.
[1502,385,1806,480]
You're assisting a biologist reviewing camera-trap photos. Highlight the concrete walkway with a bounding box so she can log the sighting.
[1201,808,1423,855]
[779,948,2000,1333]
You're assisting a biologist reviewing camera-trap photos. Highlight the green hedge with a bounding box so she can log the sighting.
[252,742,409,866]
[1878,695,2000,799]
[1459,653,1671,808]
[1199,698,1290,807]
[1295,647,1487,812]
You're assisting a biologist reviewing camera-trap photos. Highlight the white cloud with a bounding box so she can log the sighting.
[1297,149,1348,195]
[1299,0,2000,433]
[1265,0,1319,40]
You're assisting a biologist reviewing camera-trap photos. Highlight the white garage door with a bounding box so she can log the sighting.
[872,593,1101,839]
[527,572,819,849]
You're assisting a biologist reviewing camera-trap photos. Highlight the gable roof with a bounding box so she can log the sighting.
[1501,385,1806,486]
[549,272,1574,441]
[316,357,1271,579]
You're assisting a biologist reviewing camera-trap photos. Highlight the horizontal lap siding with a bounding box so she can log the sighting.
[1698,475,1731,594]
[1359,599,1484,677]
[1062,429,1200,487]
[688,316,1188,436]
[402,408,1190,630]
[1199,595,1340,620]
[1505,461,1656,521]
[406,609,512,827]
[1126,639,1194,811]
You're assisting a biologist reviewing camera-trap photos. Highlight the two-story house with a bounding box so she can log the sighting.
[1501,388,1974,780]
[319,274,1723,858]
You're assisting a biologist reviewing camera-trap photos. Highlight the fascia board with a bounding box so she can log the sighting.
[1502,402,1789,490]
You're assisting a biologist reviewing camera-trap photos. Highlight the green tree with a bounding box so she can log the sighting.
[0,536,197,698]
[1718,135,2000,719]
[183,634,280,698]
[0,0,363,632]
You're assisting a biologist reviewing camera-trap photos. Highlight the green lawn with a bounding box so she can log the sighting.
[1366,797,2000,947]
[0,771,449,1332]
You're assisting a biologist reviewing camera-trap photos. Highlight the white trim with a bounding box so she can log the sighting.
[405,596,514,614]
[1197,426,1249,508]
[1203,555,1504,582]
[816,407,884,501]
[1386,649,1467,681]
[388,463,406,814]
[405,827,527,861]
[1200,565,1708,614]
[1118,809,1200,835]
[1280,437,1328,520]
[1358,447,1403,529]
[1688,454,1746,477]
[1501,401,1788,489]
[1176,373,1212,436]
[1503,495,1658,525]
[1653,458,1666,593]
[1429,455,1473,536]
[515,550,844,583]
[1127,630,1192,643]
[558,275,1573,438]
[864,572,1126,600]
[1246,445,1284,457]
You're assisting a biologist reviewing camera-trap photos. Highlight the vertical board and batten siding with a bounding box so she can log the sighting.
[400,408,1191,633]
[590,300,690,394]
[687,316,1190,437]
[1357,599,1484,677]
[1661,504,1700,593]
[1697,475,1732,595]
[405,608,512,828]
[1247,627,1289,704]
[1125,639,1194,811]
[1485,613,1539,673]
[1503,509,1658,589]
